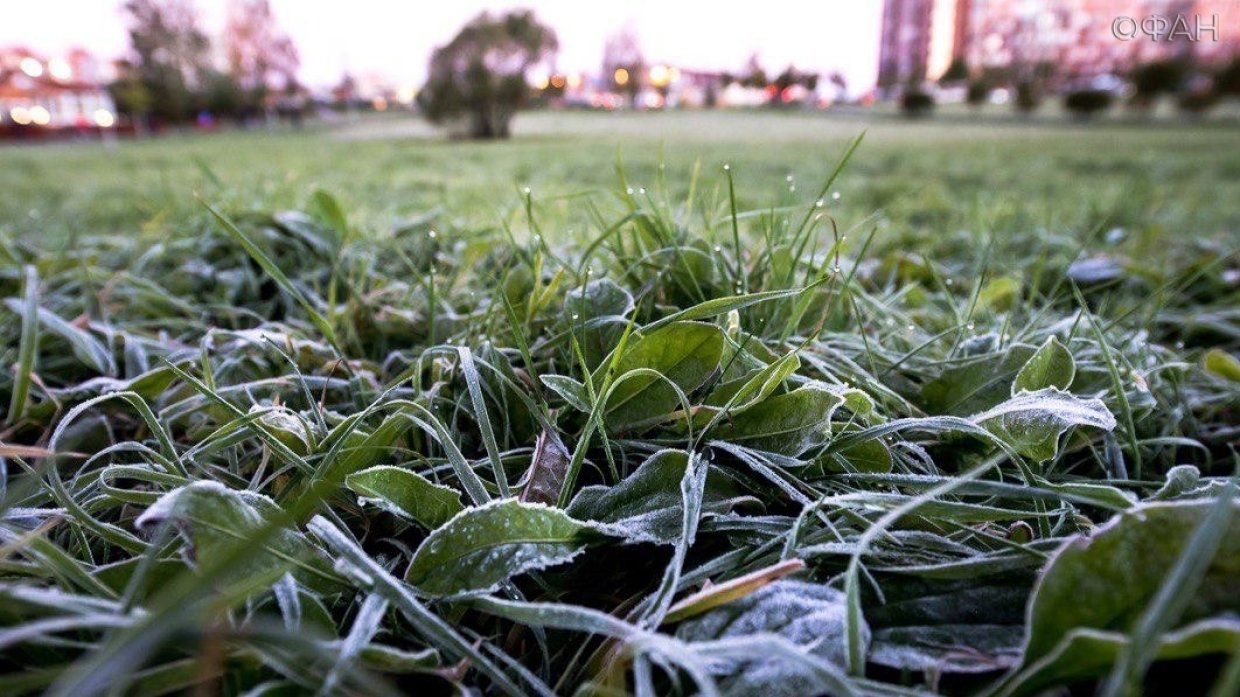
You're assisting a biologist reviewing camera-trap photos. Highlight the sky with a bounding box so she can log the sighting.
[3,1,883,91]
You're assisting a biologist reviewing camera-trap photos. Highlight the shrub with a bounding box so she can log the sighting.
[1063,89,1114,119]
[966,79,991,107]
[1014,80,1042,113]
[900,88,935,117]
[1178,88,1220,116]
[1130,59,1188,106]
[1216,56,1240,97]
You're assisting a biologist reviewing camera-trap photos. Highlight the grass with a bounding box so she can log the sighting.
[1,110,1239,696]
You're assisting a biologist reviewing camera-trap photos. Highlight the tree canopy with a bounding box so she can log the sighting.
[418,10,558,139]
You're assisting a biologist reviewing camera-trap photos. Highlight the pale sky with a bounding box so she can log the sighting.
[3,1,883,90]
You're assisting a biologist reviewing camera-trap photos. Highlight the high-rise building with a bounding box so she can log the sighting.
[878,0,1239,89]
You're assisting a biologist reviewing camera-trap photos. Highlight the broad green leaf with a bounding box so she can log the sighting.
[865,576,1030,675]
[565,278,634,319]
[1203,348,1240,382]
[2,299,116,376]
[821,437,893,474]
[136,481,342,593]
[309,516,533,696]
[1013,336,1075,394]
[643,283,822,333]
[711,383,844,456]
[566,449,755,544]
[971,387,1116,461]
[249,405,313,456]
[564,279,634,368]
[306,189,349,243]
[592,321,724,432]
[995,620,1240,697]
[977,276,1021,312]
[52,362,184,401]
[995,500,1240,696]
[405,499,596,596]
[345,465,464,529]
[318,410,413,481]
[675,579,865,697]
[701,351,801,417]
[922,344,1036,415]
[871,624,1024,674]
[541,374,591,412]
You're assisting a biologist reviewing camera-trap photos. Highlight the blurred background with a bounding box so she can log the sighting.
[2,1,1240,243]
[2,0,1239,138]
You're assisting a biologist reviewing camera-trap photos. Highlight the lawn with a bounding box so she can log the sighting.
[1,110,1239,696]
[5,110,1240,240]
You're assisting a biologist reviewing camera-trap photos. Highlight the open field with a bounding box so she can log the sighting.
[2,110,1240,696]
[5,110,1240,240]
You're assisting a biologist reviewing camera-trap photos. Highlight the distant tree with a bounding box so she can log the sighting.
[829,71,847,98]
[1014,79,1042,113]
[1177,88,1219,117]
[602,26,643,108]
[222,0,300,116]
[900,86,934,116]
[771,66,817,104]
[332,73,357,108]
[1063,89,1113,119]
[108,60,153,123]
[1130,59,1188,108]
[1213,56,1240,97]
[201,69,245,121]
[939,57,969,84]
[121,0,211,123]
[740,54,768,89]
[418,11,558,139]
[965,79,991,107]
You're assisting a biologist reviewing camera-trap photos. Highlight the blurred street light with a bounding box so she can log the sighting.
[649,64,670,87]
[19,57,43,77]
[48,58,72,81]
[613,67,629,86]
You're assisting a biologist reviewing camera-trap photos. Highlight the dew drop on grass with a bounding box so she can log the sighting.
[522,186,531,195]
[815,199,824,208]
[428,230,437,239]
[831,191,841,200]
[722,163,731,172]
